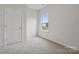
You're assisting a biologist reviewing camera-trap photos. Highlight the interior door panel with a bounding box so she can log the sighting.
[4,8,22,45]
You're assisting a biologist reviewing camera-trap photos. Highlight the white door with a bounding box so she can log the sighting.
[4,8,22,45]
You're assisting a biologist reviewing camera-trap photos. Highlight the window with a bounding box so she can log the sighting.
[41,14,48,32]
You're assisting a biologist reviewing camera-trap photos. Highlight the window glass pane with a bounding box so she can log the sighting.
[41,14,48,32]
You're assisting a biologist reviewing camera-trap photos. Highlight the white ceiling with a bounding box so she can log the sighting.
[27,4,47,10]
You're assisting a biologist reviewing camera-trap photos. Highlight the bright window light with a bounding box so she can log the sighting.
[41,14,48,32]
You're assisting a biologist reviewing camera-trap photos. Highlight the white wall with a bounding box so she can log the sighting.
[27,7,38,39]
[0,4,26,46]
[38,5,79,49]
[0,6,4,46]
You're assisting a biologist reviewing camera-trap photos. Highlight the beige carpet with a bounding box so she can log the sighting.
[0,37,79,54]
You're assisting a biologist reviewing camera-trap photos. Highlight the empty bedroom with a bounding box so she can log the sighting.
[0,4,79,54]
